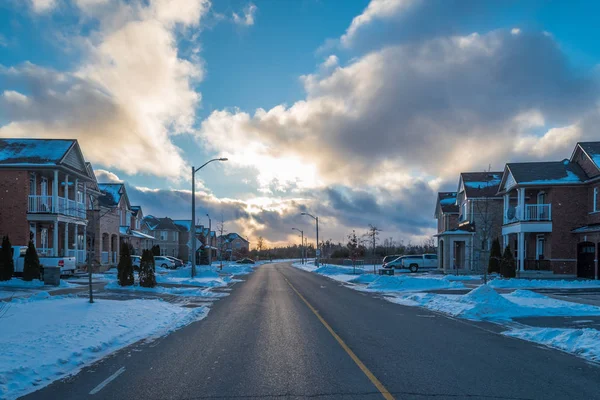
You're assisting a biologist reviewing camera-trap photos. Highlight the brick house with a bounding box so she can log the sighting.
[141,215,180,257]
[498,141,600,278]
[435,172,503,273]
[172,220,217,263]
[0,139,99,267]
[124,205,155,255]
[217,233,250,261]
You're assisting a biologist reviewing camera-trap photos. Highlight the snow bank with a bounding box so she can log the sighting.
[104,281,227,297]
[154,266,231,287]
[0,296,208,399]
[314,265,364,275]
[291,262,317,272]
[364,275,465,292]
[0,279,76,289]
[348,274,379,284]
[388,286,600,321]
[504,327,600,363]
[489,278,600,289]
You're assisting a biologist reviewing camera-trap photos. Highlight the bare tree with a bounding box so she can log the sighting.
[347,230,359,274]
[216,213,227,269]
[256,236,265,261]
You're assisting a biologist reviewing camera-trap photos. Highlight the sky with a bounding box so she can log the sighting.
[1,0,599,247]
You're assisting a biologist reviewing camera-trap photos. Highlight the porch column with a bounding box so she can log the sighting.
[503,194,509,223]
[518,232,525,272]
[52,170,59,213]
[83,223,87,264]
[64,174,69,201]
[64,222,69,257]
[517,188,525,220]
[74,224,78,260]
[502,234,508,249]
[53,220,59,256]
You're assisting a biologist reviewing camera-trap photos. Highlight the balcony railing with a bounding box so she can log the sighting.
[524,259,553,271]
[28,195,86,218]
[504,204,551,224]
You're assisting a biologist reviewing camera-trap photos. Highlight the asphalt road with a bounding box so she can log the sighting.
[22,262,600,400]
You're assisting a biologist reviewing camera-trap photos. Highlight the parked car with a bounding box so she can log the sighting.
[131,255,141,271]
[11,246,76,276]
[382,254,402,264]
[236,258,255,264]
[165,256,183,268]
[401,254,438,272]
[382,256,405,269]
[154,256,176,269]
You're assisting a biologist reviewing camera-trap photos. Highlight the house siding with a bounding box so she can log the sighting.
[0,170,30,245]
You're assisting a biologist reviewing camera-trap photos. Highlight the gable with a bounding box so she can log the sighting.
[60,142,87,173]
[571,144,600,179]
[503,170,516,191]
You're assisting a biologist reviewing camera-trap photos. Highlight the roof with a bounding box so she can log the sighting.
[571,224,600,234]
[131,230,155,240]
[577,142,600,171]
[130,206,141,217]
[438,192,458,213]
[98,183,127,208]
[506,160,588,186]
[173,220,192,231]
[460,172,503,198]
[142,215,180,231]
[0,138,74,165]
[220,232,249,243]
[434,228,474,237]
[119,226,131,236]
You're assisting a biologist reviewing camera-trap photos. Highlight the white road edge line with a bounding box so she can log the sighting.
[89,367,126,395]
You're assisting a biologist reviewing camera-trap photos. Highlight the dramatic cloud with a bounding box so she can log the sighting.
[232,3,257,26]
[0,0,209,179]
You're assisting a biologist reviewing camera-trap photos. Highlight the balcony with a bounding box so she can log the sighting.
[28,195,86,219]
[504,204,551,225]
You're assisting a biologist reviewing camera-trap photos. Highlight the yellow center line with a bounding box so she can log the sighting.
[283,275,395,400]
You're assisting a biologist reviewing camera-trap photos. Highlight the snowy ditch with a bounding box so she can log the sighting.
[292,262,600,364]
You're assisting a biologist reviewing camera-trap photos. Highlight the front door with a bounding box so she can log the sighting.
[577,242,595,279]
[454,241,465,269]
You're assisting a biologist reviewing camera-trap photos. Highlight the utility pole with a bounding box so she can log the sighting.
[207,213,212,266]
[301,212,319,266]
[292,228,304,264]
[190,158,227,277]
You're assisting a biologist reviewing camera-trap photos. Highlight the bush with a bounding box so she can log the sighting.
[488,238,502,274]
[0,236,14,281]
[151,245,161,256]
[199,247,209,265]
[22,240,41,281]
[139,249,156,288]
[500,245,516,278]
[117,242,134,286]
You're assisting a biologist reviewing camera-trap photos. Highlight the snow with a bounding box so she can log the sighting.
[387,286,600,322]
[522,170,583,184]
[0,294,208,400]
[489,278,600,289]
[0,139,72,164]
[440,197,456,205]
[314,265,364,275]
[155,266,230,287]
[363,275,466,292]
[504,327,600,363]
[104,281,227,297]
[0,278,77,289]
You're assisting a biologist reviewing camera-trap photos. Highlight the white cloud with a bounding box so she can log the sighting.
[511,28,521,35]
[94,169,123,182]
[30,0,57,13]
[323,55,339,69]
[232,3,257,26]
[1,0,210,179]
[514,124,582,159]
[341,0,418,47]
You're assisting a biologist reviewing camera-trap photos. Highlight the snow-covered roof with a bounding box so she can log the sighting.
[505,160,588,186]
[130,205,142,217]
[142,215,179,231]
[131,230,155,240]
[437,192,458,213]
[434,229,474,237]
[577,142,600,173]
[119,226,131,236]
[0,138,74,165]
[220,232,249,243]
[98,183,127,208]
[571,224,600,234]
[459,172,503,198]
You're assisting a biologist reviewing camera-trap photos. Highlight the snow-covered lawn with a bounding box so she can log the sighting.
[0,278,79,300]
[103,281,227,297]
[504,327,600,363]
[0,293,208,400]
[489,278,600,289]
[388,286,600,322]
[155,266,231,288]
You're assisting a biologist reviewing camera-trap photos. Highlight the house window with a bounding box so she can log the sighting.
[594,187,598,212]
[160,231,168,241]
[77,190,84,204]
[29,173,36,195]
[461,202,467,221]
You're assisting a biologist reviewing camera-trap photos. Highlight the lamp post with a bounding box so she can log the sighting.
[206,213,212,267]
[292,228,304,264]
[301,212,319,266]
[191,158,227,278]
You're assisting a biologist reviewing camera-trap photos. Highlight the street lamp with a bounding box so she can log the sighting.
[301,212,319,266]
[191,158,228,277]
[206,213,212,267]
[292,228,304,264]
